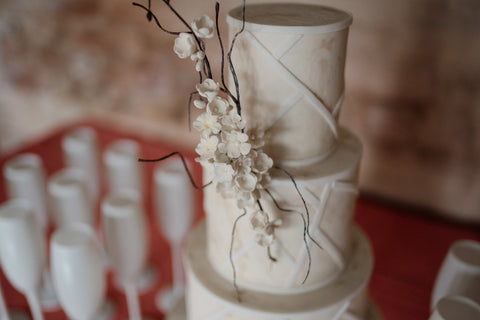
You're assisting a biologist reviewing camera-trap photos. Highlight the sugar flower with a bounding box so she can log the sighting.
[218,131,251,158]
[252,152,273,174]
[191,14,215,39]
[234,172,257,193]
[250,211,268,231]
[246,126,265,149]
[195,135,218,160]
[190,50,205,72]
[237,194,256,210]
[214,163,235,183]
[193,99,207,109]
[207,97,230,116]
[232,156,252,175]
[174,33,197,59]
[255,232,274,247]
[193,112,221,137]
[196,79,219,101]
[222,111,245,132]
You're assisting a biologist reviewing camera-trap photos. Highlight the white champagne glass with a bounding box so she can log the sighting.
[103,139,144,197]
[429,295,480,320]
[50,224,106,320]
[0,200,45,320]
[102,191,148,320]
[154,159,194,311]
[3,155,58,310]
[62,126,101,204]
[48,168,93,228]
[3,153,48,230]
[103,139,157,291]
[431,239,480,309]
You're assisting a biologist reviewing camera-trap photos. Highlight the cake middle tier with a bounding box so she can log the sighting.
[204,128,362,292]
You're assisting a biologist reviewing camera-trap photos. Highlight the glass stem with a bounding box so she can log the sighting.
[125,283,141,320]
[26,291,44,320]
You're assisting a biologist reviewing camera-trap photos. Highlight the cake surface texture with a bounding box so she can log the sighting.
[183,3,377,320]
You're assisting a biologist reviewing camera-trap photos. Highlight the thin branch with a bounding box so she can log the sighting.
[215,2,235,103]
[273,165,313,245]
[267,246,277,262]
[139,152,212,189]
[132,2,184,35]
[264,188,312,283]
[230,210,247,302]
[227,0,246,116]
[188,91,201,131]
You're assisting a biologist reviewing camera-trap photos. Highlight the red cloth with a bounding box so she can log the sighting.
[1,120,479,320]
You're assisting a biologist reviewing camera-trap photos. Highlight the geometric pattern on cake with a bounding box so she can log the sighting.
[227,4,351,165]
[244,30,341,155]
[205,129,361,291]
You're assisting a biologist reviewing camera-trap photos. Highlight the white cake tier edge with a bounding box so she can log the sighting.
[184,222,375,320]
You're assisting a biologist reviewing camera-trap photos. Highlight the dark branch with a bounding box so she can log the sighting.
[264,188,312,283]
[227,0,246,116]
[215,2,236,104]
[230,210,247,302]
[132,2,184,35]
[139,152,212,189]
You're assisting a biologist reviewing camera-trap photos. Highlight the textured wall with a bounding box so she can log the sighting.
[0,0,479,222]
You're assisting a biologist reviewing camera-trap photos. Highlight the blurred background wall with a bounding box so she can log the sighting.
[0,0,479,222]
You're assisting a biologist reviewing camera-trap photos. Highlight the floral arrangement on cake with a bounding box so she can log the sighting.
[133,0,285,247]
[134,0,320,294]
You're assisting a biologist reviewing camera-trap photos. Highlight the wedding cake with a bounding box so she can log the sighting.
[181,3,380,320]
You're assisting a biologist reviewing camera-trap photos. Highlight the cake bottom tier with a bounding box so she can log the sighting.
[184,222,376,320]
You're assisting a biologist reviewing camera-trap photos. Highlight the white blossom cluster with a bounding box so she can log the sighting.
[173,14,279,247]
[173,14,214,71]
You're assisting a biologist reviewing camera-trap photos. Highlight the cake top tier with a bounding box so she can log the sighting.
[227,3,352,34]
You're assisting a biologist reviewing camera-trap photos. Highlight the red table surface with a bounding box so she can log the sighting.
[1,120,479,320]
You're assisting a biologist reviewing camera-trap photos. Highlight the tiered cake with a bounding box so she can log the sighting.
[184,3,378,320]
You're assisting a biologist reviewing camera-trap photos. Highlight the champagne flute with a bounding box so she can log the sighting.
[430,295,480,320]
[431,239,480,309]
[103,139,144,197]
[48,168,93,228]
[3,153,48,230]
[50,224,106,320]
[3,154,59,310]
[62,126,101,205]
[0,200,45,320]
[153,159,194,311]
[103,139,157,291]
[102,191,148,320]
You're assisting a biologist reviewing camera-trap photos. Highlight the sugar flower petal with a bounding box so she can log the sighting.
[193,112,221,137]
[252,152,273,174]
[235,172,257,192]
[214,163,235,183]
[207,97,229,116]
[195,135,219,159]
[193,99,207,109]
[174,33,197,59]
[196,79,219,102]
[255,232,274,247]
[191,14,215,39]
